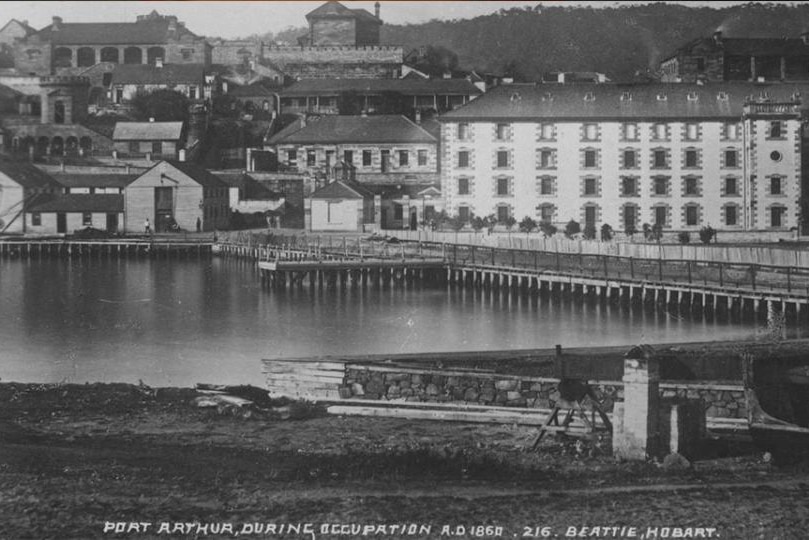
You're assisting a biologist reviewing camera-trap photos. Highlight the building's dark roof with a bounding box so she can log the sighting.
[0,160,59,189]
[310,180,372,200]
[279,78,482,97]
[362,183,440,199]
[266,117,304,144]
[111,63,205,85]
[51,174,137,189]
[664,35,809,63]
[214,172,281,200]
[440,82,809,121]
[228,82,276,98]
[0,83,23,101]
[32,17,199,45]
[113,122,184,141]
[28,194,124,213]
[306,1,381,24]
[162,160,228,189]
[268,115,436,145]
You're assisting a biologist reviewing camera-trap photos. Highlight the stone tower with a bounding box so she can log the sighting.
[39,76,90,125]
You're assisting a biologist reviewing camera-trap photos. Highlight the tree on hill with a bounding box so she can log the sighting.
[379,3,809,82]
[411,45,460,76]
[131,89,190,123]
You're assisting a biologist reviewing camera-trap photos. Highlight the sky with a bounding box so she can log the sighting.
[2,1,801,39]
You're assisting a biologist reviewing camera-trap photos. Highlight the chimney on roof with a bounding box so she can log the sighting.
[375,1,381,19]
[713,30,723,45]
[52,16,62,31]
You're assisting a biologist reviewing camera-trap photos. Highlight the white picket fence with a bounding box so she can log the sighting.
[388,230,809,267]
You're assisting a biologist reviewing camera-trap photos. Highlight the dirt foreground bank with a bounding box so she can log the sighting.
[1,382,808,540]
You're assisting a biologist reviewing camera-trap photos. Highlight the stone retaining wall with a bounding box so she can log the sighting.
[343,366,746,419]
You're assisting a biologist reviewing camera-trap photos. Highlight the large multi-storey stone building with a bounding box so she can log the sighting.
[660,31,809,83]
[440,83,806,234]
[12,11,211,76]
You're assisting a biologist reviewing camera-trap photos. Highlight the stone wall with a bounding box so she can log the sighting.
[263,45,402,79]
[210,40,261,66]
[342,365,747,419]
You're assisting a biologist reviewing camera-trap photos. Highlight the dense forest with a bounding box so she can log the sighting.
[245,3,809,82]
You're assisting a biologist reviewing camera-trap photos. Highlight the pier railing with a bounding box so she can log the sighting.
[232,232,809,297]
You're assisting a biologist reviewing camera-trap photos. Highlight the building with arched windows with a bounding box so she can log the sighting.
[0,75,113,158]
[12,11,211,76]
[439,82,808,236]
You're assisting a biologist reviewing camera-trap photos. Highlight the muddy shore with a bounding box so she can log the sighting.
[1,382,808,540]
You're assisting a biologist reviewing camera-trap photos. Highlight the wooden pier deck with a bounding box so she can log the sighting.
[0,239,212,259]
[257,257,446,289]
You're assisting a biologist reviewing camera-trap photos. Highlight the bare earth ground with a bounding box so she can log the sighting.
[1,383,809,540]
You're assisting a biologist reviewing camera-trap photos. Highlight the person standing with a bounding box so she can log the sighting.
[144,218,151,235]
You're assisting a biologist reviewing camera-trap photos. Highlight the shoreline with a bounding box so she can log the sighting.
[3,380,809,538]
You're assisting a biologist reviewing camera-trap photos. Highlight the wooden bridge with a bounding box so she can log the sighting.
[244,234,809,324]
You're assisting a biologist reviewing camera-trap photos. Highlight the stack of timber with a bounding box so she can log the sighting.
[262,359,345,401]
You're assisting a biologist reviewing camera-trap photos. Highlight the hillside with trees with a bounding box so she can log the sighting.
[232,3,809,82]
[378,2,809,81]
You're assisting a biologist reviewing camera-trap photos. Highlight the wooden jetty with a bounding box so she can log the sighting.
[0,239,211,259]
[258,258,446,289]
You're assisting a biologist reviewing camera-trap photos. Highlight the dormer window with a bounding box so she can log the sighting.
[621,92,632,101]
[583,92,595,102]
[656,93,667,101]
[687,92,699,101]
[542,92,553,101]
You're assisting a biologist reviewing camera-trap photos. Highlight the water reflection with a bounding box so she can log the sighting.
[0,258,798,386]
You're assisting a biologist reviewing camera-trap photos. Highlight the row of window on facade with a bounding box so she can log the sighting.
[288,148,430,169]
[454,203,788,229]
[455,120,786,142]
[112,85,200,104]
[455,146,763,170]
[11,135,94,155]
[49,46,196,68]
[456,175,787,198]
[30,212,113,227]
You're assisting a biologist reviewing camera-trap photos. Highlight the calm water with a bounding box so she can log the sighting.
[0,257,795,386]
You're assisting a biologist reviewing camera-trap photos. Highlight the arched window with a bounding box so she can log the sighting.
[100,47,119,63]
[54,47,72,68]
[51,136,64,156]
[79,136,93,154]
[65,136,79,156]
[22,136,36,153]
[77,47,95,67]
[123,47,143,64]
[147,47,165,65]
[37,136,49,155]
